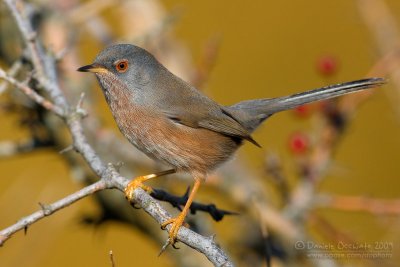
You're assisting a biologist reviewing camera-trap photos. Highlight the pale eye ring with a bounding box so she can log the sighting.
[115,60,129,73]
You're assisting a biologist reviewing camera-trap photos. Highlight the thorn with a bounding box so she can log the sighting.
[59,145,73,154]
[113,161,124,171]
[77,92,85,109]
[38,202,52,216]
[55,47,69,62]
[24,225,28,235]
[108,162,124,172]
[208,234,216,242]
[73,92,88,118]
[0,235,6,246]
[109,250,115,267]
[158,239,171,256]
[107,162,115,169]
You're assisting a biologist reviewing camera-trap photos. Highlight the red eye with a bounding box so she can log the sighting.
[115,60,128,73]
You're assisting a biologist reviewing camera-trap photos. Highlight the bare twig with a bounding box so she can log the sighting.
[191,34,221,89]
[0,179,108,246]
[3,0,68,109]
[0,68,64,116]
[357,0,399,115]
[4,0,46,78]
[0,59,22,94]
[316,194,400,215]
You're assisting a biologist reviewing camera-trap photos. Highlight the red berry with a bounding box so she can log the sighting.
[316,55,338,77]
[288,132,309,154]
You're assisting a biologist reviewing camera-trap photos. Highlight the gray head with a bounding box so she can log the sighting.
[78,43,196,110]
[77,44,163,93]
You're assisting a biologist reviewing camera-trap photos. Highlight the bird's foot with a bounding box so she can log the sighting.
[161,213,190,245]
[124,176,153,201]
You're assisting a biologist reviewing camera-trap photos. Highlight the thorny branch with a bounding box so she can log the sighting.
[0,69,63,116]
[0,0,234,266]
[0,179,108,245]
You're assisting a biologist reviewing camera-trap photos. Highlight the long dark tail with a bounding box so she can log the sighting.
[229,78,386,132]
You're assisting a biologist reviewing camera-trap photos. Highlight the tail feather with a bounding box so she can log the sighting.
[229,78,386,132]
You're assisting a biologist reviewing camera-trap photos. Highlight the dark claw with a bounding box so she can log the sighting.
[172,242,180,249]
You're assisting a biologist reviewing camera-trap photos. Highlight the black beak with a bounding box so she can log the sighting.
[77,64,107,73]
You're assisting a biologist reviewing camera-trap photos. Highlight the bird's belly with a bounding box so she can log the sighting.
[112,106,239,178]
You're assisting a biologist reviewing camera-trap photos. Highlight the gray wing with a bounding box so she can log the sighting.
[156,79,260,146]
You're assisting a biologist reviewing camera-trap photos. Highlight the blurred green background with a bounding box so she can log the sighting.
[1,1,399,266]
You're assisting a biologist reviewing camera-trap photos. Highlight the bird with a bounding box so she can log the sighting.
[77,44,385,246]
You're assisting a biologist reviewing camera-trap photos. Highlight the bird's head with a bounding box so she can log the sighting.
[78,44,159,96]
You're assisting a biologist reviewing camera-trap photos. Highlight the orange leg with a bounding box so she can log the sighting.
[124,169,176,201]
[161,179,201,245]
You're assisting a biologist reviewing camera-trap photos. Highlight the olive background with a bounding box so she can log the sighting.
[1,1,399,266]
